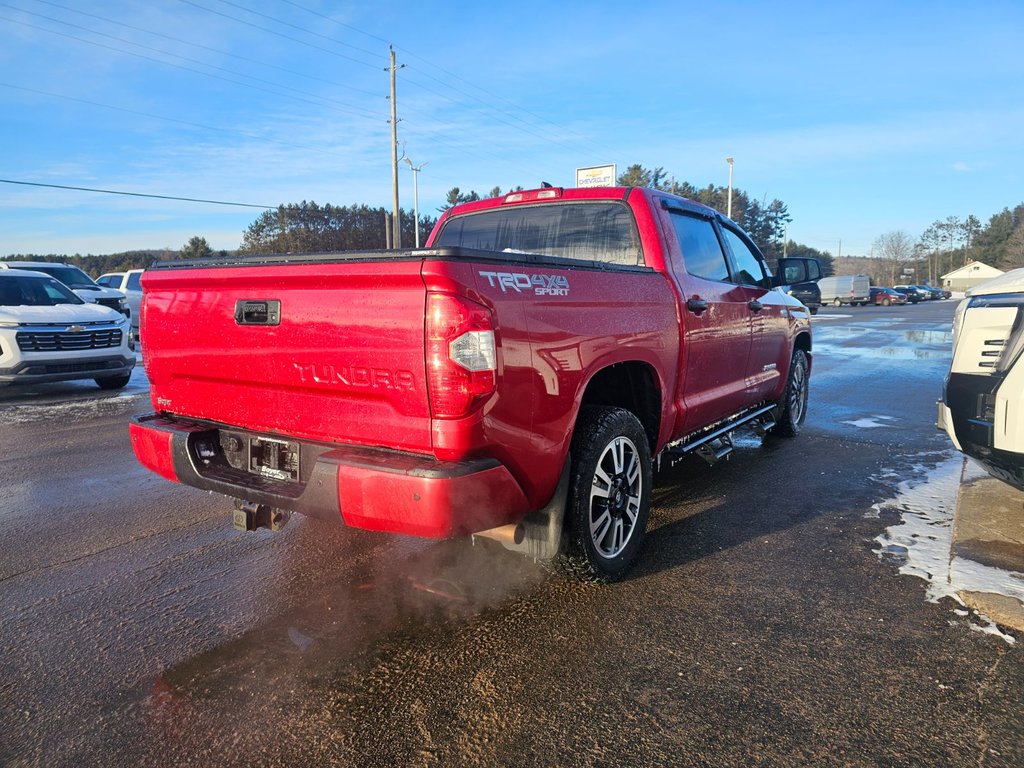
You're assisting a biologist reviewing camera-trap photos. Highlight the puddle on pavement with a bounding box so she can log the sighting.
[814,326,952,362]
[873,454,1019,644]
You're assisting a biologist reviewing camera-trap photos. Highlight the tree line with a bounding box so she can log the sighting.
[870,205,1024,286]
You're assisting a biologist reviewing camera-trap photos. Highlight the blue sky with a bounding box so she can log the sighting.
[1,0,1022,257]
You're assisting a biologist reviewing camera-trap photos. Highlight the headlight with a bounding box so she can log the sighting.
[951,298,969,344]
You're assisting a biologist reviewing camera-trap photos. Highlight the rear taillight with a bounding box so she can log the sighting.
[426,293,496,419]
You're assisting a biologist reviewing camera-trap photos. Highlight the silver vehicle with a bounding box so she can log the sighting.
[817,274,871,306]
[940,267,1024,490]
[0,261,129,318]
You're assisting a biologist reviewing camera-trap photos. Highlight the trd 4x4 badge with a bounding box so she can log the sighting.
[480,271,570,296]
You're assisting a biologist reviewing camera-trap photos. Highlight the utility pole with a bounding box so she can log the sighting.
[404,157,429,248]
[725,157,734,219]
[388,46,404,249]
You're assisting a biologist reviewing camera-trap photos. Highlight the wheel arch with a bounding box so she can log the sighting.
[577,361,662,453]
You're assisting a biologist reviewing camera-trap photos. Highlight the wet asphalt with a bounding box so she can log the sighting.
[1,299,1021,767]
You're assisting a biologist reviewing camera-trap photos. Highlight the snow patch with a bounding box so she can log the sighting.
[874,455,1018,645]
[843,415,896,429]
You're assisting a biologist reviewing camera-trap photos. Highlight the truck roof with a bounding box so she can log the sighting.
[444,186,722,220]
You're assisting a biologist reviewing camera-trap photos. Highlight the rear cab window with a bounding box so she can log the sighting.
[434,202,643,266]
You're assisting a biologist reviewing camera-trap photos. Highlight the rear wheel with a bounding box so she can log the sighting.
[95,373,131,390]
[882,298,891,306]
[559,407,652,582]
[774,349,809,437]
[833,297,842,307]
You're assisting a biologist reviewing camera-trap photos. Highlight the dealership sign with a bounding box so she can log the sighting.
[575,164,617,188]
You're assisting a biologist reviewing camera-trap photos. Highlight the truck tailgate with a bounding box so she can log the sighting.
[142,258,431,452]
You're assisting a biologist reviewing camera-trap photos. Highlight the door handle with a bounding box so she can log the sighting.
[686,297,709,314]
[748,300,763,312]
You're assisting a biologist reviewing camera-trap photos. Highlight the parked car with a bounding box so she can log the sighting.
[940,268,1024,490]
[893,284,932,302]
[0,261,129,317]
[97,270,144,333]
[920,285,947,300]
[869,287,907,306]
[817,274,871,306]
[782,274,823,315]
[0,269,135,389]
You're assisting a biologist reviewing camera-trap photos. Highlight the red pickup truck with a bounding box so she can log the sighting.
[130,186,816,580]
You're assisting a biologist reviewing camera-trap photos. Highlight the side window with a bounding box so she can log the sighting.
[127,273,142,291]
[667,212,730,283]
[720,228,768,288]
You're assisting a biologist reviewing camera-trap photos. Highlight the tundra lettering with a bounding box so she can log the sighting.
[293,362,415,391]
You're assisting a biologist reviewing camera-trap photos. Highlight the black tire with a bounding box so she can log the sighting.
[882,298,891,306]
[809,306,818,315]
[559,407,652,582]
[832,297,842,307]
[95,373,131,390]
[774,349,809,437]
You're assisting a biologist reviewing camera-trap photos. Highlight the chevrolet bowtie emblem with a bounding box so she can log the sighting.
[67,325,86,332]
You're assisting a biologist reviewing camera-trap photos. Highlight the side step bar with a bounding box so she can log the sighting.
[661,404,778,467]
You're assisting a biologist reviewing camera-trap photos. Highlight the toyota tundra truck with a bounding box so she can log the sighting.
[130,186,815,580]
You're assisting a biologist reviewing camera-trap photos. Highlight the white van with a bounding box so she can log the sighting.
[818,274,871,307]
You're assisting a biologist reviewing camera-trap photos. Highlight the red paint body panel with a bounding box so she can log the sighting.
[142,261,432,452]
[128,421,177,482]
[336,461,530,538]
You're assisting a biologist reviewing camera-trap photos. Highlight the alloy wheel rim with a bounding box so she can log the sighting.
[789,358,807,423]
[588,436,642,559]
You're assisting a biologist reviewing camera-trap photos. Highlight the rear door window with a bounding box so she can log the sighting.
[435,202,642,266]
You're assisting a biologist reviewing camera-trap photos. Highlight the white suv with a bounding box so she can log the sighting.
[0,261,129,318]
[0,269,135,389]
[940,267,1024,489]
[96,269,143,333]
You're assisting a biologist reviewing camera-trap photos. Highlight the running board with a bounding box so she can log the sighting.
[661,404,777,467]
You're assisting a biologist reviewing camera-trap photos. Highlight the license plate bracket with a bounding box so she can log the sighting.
[248,436,300,482]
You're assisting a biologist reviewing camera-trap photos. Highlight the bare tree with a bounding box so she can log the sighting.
[873,230,915,284]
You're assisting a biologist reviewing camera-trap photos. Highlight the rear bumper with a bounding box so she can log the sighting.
[129,414,531,538]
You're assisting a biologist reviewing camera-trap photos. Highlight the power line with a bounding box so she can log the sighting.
[0,82,373,160]
[176,0,381,70]
[0,179,276,209]
[189,0,608,158]
[0,9,383,121]
[277,0,608,155]
[28,0,382,99]
[205,0,381,59]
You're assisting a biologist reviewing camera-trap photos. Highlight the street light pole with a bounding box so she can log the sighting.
[403,157,428,248]
[725,156,734,219]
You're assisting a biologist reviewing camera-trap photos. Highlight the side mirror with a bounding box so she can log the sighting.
[774,257,822,286]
